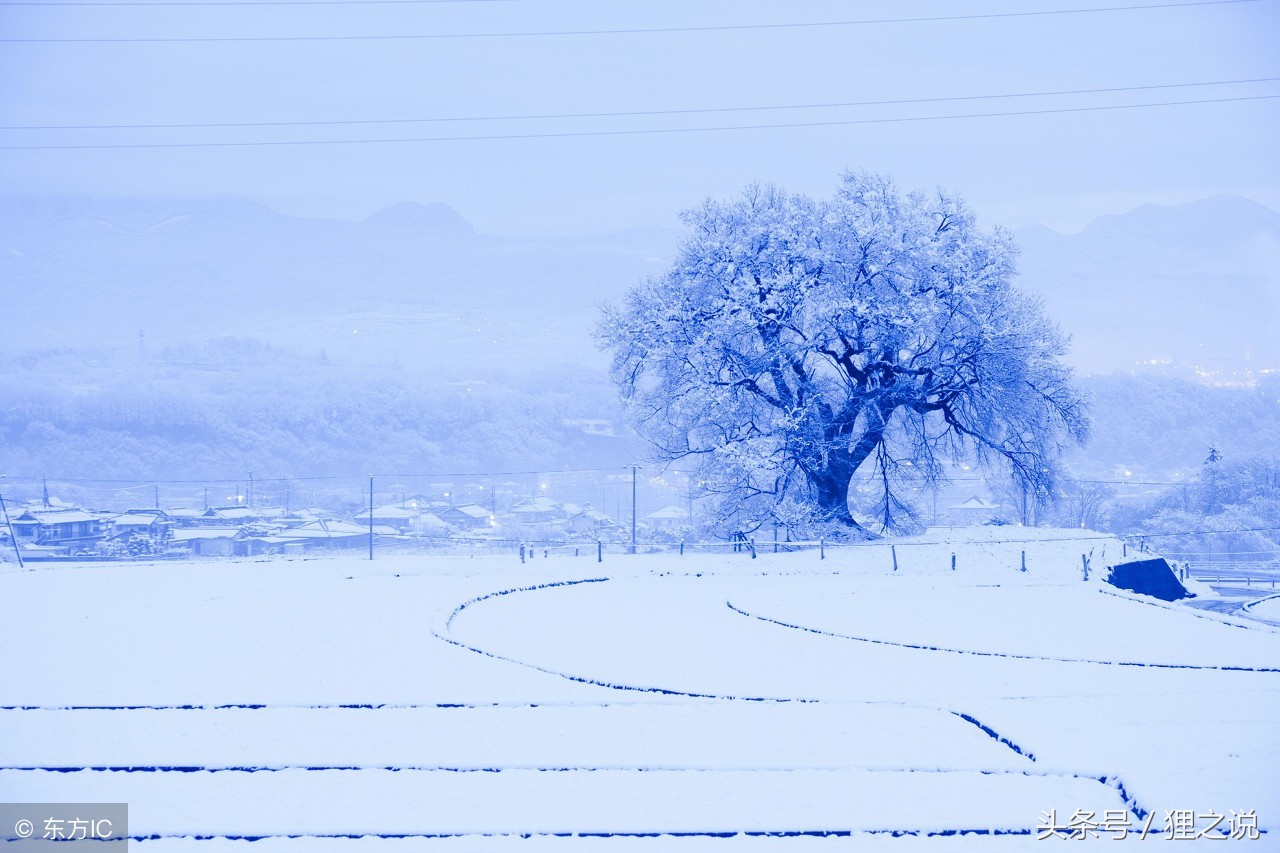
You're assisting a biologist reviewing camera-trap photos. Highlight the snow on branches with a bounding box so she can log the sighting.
[598,171,1089,536]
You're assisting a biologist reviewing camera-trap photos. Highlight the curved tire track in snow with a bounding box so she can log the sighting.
[726,599,1280,673]
[432,573,1155,827]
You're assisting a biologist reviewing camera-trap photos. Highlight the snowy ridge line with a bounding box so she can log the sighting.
[948,712,1153,821]
[0,700,718,711]
[1241,592,1280,614]
[445,576,610,631]
[434,576,821,703]
[949,712,1038,762]
[0,765,1089,777]
[726,600,1280,672]
[1098,587,1280,635]
[38,829,1042,841]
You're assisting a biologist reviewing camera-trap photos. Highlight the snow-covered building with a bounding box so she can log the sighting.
[512,497,563,524]
[171,528,241,557]
[645,505,691,529]
[110,511,174,542]
[567,508,615,534]
[437,504,493,530]
[351,504,421,533]
[946,496,1004,525]
[281,519,371,550]
[8,508,107,548]
[201,506,261,525]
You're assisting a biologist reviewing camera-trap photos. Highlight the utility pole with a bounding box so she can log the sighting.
[0,480,24,569]
[368,474,375,561]
[630,465,639,555]
[248,471,254,507]
[154,484,159,510]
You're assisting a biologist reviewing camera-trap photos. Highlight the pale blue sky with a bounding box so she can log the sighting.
[2,0,1277,235]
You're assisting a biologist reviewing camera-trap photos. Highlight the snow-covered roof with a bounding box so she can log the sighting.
[13,510,101,525]
[172,528,241,542]
[284,519,369,538]
[571,508,613,523]
[204,507,258,520]
[113,514,159,526]
[355,505,420,519]
[646,505,690,520]
[948,496,1002,510]
[442,504,491,519]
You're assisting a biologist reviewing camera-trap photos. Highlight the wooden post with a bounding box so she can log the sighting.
[891,545,898,572]
[820,538,825,560]
[0,488,24,570]
[679,541,684,556]
[1020,550,1026,572]
[1082,554,1089,581]
[750,538,756,559]
[597,540,602,563]
[368,474,374,561]
[630,465,637,555]
[951,553,956,571]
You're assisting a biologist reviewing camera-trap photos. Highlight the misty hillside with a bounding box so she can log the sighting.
[1013,195,1280,373]
[0,196,677,378]
[2,193,1277,378]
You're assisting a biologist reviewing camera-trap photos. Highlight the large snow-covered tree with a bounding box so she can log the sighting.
[598,172,1089,535]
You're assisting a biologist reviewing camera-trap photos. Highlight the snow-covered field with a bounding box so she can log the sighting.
[3,528,1278,849]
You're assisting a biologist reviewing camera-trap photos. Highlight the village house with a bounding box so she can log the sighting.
[171,528,242,557]
[645,505,691,530]
[280,519,375,550]
[8,508,108,550]
[351,504,421,533]
[110,510,175,542]
[567,508,615,535]
[946,496,1005,525]
[437,504,493,530]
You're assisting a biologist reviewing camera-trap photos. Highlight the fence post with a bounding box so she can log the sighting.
[951,553,956,571]
[1082,553,1089,581]
[1020,550,1026,573]
[597,540,602,563]
[750,538,757,559]
[820,538,825,560]
[891,545,898,572]
[679,540,684,556]
[1122,542,1127,558]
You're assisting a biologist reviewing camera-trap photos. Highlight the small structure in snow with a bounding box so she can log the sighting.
[1105,558,1192,601]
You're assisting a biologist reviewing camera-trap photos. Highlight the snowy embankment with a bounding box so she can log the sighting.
[2,528,1277,848]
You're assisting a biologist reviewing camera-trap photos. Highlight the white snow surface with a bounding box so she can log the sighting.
[2,527,1277,849]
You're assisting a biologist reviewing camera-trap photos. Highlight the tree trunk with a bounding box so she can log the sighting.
[811,464,859,527]
[805,418,885,532]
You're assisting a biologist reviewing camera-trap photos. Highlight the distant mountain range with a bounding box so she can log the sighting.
[1012,195,1280,374]
[2,193,1276,378]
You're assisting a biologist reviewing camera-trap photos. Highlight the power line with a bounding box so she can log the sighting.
[0,0,524,4]
[0,0,1263,42]
[6,76,1275,131]
[3,93,1275,150]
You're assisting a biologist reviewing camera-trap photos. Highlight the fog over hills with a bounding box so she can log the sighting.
[1012,195,1280,374]
[0,196,676,378]
[2,193,1277,379]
